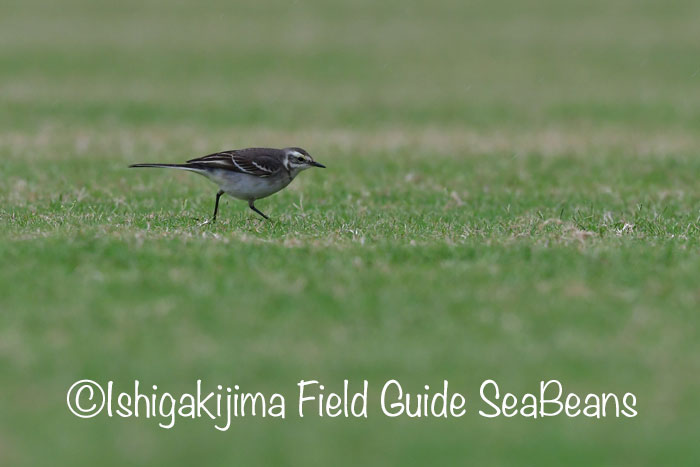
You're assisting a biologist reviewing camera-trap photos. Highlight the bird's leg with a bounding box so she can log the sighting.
[248,199,269,220]
[212,190,224,222]
[200,190,224,226]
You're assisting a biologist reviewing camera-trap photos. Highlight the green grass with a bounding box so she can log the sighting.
[2,0,700,465]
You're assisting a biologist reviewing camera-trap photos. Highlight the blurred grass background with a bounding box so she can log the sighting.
[1,0,700,465]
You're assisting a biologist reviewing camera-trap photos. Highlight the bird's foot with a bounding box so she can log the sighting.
[197,218,216,227]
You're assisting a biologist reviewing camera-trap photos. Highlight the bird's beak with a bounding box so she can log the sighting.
[310,161,326,168]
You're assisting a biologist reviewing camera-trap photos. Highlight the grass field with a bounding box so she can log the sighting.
[2,0,700,465]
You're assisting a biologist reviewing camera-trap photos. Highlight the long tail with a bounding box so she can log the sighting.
[129,163,203,172]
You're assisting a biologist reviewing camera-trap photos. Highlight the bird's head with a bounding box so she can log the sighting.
[283,147,325,173]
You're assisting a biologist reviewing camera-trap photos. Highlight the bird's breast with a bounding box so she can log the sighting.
[204,170,292,200]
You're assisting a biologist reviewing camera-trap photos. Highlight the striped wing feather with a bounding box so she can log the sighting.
[187,148,285,177]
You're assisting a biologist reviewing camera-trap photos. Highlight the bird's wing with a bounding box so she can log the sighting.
[187,148,285,178]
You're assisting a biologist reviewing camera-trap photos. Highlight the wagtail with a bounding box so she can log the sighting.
[130,147,325,221]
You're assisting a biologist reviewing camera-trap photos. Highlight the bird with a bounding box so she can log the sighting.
[129,147,325,221]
